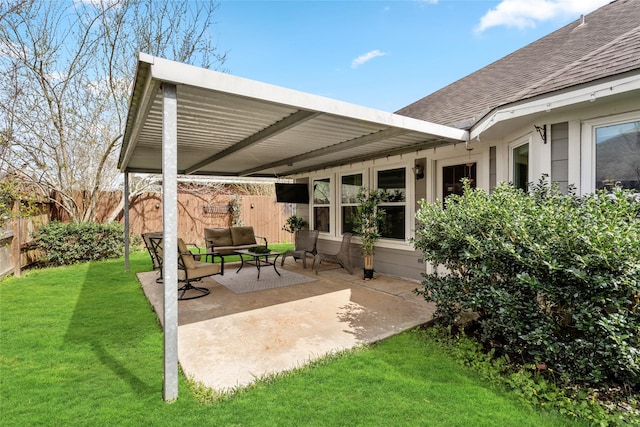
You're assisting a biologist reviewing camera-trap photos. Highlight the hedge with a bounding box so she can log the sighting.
[413,179,640,388]
[33,221,124,266]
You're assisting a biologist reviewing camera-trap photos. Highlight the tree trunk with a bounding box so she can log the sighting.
[364,254,374,270]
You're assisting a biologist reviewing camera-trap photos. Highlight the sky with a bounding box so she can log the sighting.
[214,0,612,112]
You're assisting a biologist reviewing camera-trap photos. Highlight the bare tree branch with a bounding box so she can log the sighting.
[0,0,227,221]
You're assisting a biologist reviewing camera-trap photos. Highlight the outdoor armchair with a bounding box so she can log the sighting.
[313,232,354,274]
[148,236,224,300]
[280,229,319,269]
[143,231,202,266]
[142,231,163,269]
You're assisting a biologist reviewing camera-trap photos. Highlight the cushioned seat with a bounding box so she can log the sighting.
[204,226,267,257]
[148,236,224,300]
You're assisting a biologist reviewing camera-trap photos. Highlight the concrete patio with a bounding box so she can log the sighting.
[137,259,436,392]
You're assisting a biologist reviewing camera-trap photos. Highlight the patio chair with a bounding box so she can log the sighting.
[313,232,354,275]
[142,231,163,269]
[148,236,224,300]
[280,229,319,269]
[143,231,201,268]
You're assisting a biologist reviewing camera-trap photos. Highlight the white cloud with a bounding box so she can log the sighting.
[351,50,387,68]
[475,0,611,33]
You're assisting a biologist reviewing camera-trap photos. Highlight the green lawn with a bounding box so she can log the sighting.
[0,252,582,426]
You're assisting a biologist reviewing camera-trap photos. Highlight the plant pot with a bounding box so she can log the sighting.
[363,268,374,280]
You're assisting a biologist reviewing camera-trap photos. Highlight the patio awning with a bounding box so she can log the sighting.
[117,53,469,402]
[118,54,468,177]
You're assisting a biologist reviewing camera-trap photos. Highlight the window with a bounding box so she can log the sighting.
[583,113,640,195]
[551,122,569,194]
[442,163,476,200]
[377,167,406,239]
[312,178,331,232]
[595,120,640,191]
[512,143,529,191]
[340,173,363,233]
[509,136,531,191]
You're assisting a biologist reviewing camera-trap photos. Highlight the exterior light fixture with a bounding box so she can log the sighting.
[413,164,425,180]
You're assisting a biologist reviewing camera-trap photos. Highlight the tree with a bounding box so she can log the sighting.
[352,188,388,278]
[0,0,227,222]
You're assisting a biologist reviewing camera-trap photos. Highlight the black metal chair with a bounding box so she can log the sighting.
[141,231,163,269]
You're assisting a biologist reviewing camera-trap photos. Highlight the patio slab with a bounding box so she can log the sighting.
[137,261,436,392]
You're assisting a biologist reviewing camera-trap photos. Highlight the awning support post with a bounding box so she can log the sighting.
[162,83,179,402]
[124,171,130,272]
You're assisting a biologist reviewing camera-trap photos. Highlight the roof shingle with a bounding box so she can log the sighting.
[396,0,640,128]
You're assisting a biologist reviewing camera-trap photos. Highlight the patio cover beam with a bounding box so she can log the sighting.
[239,127,410,176]
[119,68,160,172]
[281,137,455,176]
[185,110,320,175]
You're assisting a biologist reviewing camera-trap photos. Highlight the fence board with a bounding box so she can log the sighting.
[0,190,298,276]
[0,206,48,277]
[124,193,294,247]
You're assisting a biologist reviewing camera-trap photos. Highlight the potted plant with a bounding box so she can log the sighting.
[282,215,307,235]
[352,188,388,280]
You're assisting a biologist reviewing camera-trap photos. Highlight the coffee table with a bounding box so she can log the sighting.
[235,249,284,280]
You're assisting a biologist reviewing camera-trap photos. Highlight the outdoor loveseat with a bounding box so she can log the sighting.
[204,226,267,259]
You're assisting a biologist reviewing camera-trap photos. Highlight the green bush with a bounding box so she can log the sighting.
[413,179,640,388]
[33,221,124,266]
[423,325,639,426]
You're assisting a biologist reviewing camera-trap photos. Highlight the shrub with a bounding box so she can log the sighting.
[282,215,307,234]
[413,179,640,388]
[33,221,124,266]
[422,325,639,426]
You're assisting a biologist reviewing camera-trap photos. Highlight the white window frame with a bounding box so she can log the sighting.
[311,176,333,235]
[508,134,532,191]
[339,170,367,235]
[581,111,640,195]
[374,164,410,242]
[436,153,484,201]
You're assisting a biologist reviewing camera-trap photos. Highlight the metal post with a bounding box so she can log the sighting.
[14,215,21,277]
[123,171,130,272]
[162,83,179,401]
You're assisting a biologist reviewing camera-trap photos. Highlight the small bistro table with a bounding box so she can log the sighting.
[234,249,283,280]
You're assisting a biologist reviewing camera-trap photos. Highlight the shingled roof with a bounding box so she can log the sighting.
[396,0,640,129]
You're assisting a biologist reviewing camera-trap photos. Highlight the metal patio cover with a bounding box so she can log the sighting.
[117,53,470,402]
[118,54,468,177]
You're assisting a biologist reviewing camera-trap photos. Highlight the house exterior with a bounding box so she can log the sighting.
[118,0,639,399]
[119,0,639,284]
[293,0,640,281]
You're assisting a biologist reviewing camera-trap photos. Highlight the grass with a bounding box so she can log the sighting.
[0,251,583,426]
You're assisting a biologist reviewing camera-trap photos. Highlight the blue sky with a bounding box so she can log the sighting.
[215,0,611,112]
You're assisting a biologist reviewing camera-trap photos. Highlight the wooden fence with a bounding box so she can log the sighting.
[0,205,49,278]
[128,192,294,247]
[0,191,295,277]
